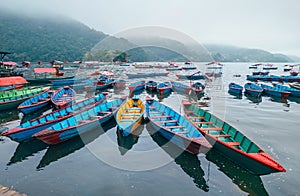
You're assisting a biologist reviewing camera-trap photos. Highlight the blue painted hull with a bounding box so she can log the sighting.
[20,101,50,115]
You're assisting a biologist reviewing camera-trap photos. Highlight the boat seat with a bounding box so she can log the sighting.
[199,127,223,131]
[151,115,171,119]
[225,142,240,146]
[193,121,213,125]
[126,108,141,111]
[185,110,194,114]
[90,115,103,119]
[156,120,178,124]
[174,131,189,134]
[188,116,204,120]
[215,134,231,138]
[149,111,162,114]
[56,115,64,119]
[121,113,140,116]
[164,125,184,129]
[78,120,91,123]
[120,119,134,122]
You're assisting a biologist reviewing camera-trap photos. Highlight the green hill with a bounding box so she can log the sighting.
[0,9,106,62]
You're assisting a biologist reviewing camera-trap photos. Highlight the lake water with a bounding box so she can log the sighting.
[0,63,299,195]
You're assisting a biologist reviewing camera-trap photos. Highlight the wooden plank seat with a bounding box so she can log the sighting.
[225,142,240,146]
[149,111,162,114]
[174,131,189,134]
[199,127,223,131]
[78,120,91,123]
[98,111,111,114]
[120,119,134,122]
[151,115,172,119]
[156,120,178,124]
[121,113,140,116]
[185,110,194,114]
[164,125,184,129]
[126,108,141,110]
[193,121,213,125]
[90,115,104,119]
[188,116,204,120]
[215,134,231,138]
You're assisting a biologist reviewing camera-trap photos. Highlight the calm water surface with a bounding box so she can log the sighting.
[0,63,299,195]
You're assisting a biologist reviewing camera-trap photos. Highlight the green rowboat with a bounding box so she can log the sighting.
[0,87,49,110]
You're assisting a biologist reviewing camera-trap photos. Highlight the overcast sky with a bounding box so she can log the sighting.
[2,0,300,56]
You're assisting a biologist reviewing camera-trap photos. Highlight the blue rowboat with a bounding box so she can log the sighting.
[273,83,300,97]
[128,81,145,93]
[182,100,286,175]
[191,82,205,96]
[145,81,157,91]
[51,86,76,109]
[261,84,291,98]
[145,97,211,154]
[157,82,172,94]
[171,81,192,94]
[18,90,55,114]
[114,79,126,88]
[1,94,107,142]
[50,78,85,86]
[176,71,205,80]
[228,82,243,94]
[252,71,269,76]
[116,96,145,136]
[33,98,126,145]
[244,83,263,97]
[126,72,169,79]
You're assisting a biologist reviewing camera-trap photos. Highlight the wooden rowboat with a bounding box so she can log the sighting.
[182,100,286,175]
[18,90,55,114]
[33,98,125,145]
[145,97,211,154]
[51,86,76,109]
[1,94,107,142]
[128,81,145,93]
[228,82,243,95]
[244,83,263,97]
[261,84,291,98]
[116,96,145,136]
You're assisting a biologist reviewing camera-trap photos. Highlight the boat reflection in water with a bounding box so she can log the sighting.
[7,139,48,166]
[116,124,144,155]
[146,123,209,192]
[205,149,269,196]
[36,119,117,170]
[244,93,262,104]
[228,90,243,100]
[157,90,172,102]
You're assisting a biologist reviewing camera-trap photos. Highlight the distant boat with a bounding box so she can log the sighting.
[181,62,197,70]
[114,79,126,88]
[176,71,205,80]
[126,72,169,78]
[273,83,300,97]
[262,64,278,70]
[145,80,158,91]
[182,100,286,175]
[157,82,172,94]
[128,81,145,93]
[244,82,263,97]
[228,82,243,94]
[116,96,145,136]
[0,76,27,91]
[261,84,291,98]
[33,98,125,145]
[145,97,212,154]
[51,86,76,109]
[206,62,224,69]
[249,63,261,69]
[171,81,192,94]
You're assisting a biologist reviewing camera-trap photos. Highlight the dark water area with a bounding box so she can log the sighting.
[0,63,299,195]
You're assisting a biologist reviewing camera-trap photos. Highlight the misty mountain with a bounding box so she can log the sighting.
[0,10,296,62]
[203,44,293,62]
[0,9,106,62]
